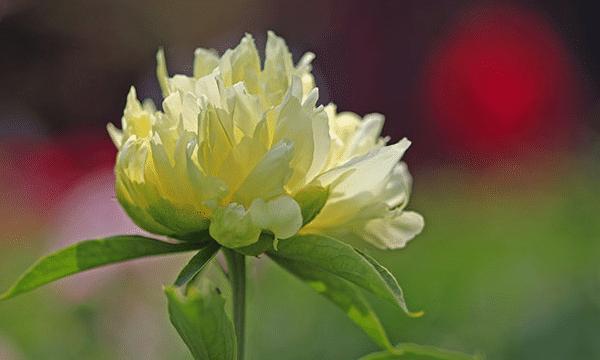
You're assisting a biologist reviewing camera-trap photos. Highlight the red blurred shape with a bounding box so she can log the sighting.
[424,5,581,161]
[4,131,116,209]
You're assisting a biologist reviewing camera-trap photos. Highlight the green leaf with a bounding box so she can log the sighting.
[294,185,329,225]
[359,343,482,360]
[355,249,423,317]
[165,283,236,360]
[268,234,421,317]
[175,242,221,287]
[270,256,393,350]
[1,235,206,300]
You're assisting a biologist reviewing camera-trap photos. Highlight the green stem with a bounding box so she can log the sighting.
[224,249,246,360]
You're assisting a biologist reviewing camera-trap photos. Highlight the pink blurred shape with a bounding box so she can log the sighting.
[47,169,145,301]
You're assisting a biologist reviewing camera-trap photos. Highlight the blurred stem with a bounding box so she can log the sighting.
[224,249,246,360]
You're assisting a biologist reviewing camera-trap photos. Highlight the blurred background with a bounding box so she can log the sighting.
[0,0,599,359]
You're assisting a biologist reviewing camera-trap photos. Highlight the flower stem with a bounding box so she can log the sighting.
[224,249,246,360]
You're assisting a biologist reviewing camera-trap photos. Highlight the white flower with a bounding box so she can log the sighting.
[108,32,423,249]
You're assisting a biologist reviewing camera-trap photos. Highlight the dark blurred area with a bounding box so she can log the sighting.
[0,1,598,359]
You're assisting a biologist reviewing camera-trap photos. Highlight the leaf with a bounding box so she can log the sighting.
[355,249,423,317]
[1,235,207,300]
[270,256,393,350]
[174,242,221,287]
[358,343,482,360]
[165,283,237,360]
[268,234,420,317]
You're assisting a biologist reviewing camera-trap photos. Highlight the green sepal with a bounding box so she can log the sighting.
[234,234,275,256]
[294,184,329,225]
[116,178,212,242]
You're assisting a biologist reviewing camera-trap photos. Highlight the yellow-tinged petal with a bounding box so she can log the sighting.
[107,123,123,148]
[193,48,219,78]
[168,75,195,94]
[122,87,154,141]
[194,76,222,108]
[156,48,170,97]
[117,136,149,183]
[305,98,331,182]
[197,105,234,176]
[296,52,316,96]
[234,140,294,205]
[219,34,261,94]
[263,31,295,106]
[161,91,200,134]
[272,77,329,192]
[227,83,262,141]
[184,139,229,209]
[216,136,268,198]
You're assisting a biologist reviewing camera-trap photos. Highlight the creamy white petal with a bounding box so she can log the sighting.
[316,139,411,196]
[382,162,412,209]
[219,34,261,94]
[342,113,385,159]
[249,196,303,239]
[362,211,424,249]
[193,48,219,78]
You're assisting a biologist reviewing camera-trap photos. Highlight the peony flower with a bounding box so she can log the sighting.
[108,32,423,250]
[3,32,478,360]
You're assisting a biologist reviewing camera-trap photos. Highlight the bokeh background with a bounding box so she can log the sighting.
[1,1,599,359]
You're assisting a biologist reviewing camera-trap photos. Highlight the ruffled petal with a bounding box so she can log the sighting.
[193,48,219,78]
[362,211,425,249]
[249,195,303,239]
[234,140,294,205]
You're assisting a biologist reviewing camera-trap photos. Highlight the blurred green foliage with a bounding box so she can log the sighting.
[1,163,598,359]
